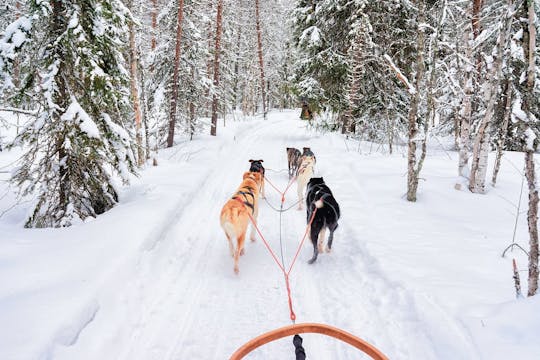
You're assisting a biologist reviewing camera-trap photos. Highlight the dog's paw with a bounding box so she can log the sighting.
[325,246,332,253]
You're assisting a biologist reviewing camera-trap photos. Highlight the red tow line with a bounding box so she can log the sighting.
[245,174,318,322]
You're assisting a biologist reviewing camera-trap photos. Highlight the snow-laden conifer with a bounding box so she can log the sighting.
[0,0,136,227]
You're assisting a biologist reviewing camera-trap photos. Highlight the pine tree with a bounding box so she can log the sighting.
[147,0,209,144]
[0,0,136,227]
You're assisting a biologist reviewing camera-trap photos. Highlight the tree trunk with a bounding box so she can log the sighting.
[128,4,144,166]
[13,1,22,87]
[343,36,362,135]
[469,1,514,193]
[166,0,185,147]
[51,0,69,219]
[491,79,512,186]
[210,0,224,136]
[188,65,195,140]
[457,32,473,179]
[524,0,538,297]
[151,0,158,51]
[525,151,539,296]
[255,0,267,118]
[233,21,242,111]
[139,60,151,161]
[406,1,426,202]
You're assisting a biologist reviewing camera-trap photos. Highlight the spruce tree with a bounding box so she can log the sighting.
[0,0,136,227]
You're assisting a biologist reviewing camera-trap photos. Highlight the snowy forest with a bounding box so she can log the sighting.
[1,0,540,359]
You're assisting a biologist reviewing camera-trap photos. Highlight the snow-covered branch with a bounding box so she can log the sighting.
[383,54,416,95]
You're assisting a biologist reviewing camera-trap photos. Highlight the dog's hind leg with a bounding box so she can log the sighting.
[326,223,338,252]
[317,227,326,254]
[234,232,246,274]
[250,206,259,242]
[297,181,305,210]
[308,224,322,264]
[222,222,236,257]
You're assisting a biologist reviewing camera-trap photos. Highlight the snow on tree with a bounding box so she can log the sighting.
[0,0,136,227]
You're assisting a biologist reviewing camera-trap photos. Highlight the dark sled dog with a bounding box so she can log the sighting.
[249,159,265,198]
[305,177,340,264]
[286,147,302,179]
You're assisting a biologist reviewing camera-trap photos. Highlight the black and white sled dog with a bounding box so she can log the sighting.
[305,177,340,264]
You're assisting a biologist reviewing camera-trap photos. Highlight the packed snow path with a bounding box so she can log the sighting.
[53,111,469,359]
[5,109,535,360]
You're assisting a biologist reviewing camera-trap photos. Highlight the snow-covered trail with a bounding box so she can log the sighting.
[53,110,472,359]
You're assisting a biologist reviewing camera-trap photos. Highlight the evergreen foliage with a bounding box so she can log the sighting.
[0,0,136,227]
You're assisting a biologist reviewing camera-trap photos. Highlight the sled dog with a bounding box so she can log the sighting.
[249,159,265,198]
[296,155,315,210]
[305,177,340,264]
[286,147,302,180]
[220,171,262,274]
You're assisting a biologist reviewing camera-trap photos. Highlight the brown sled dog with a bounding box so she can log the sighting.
[286,147,302,180]
[220,171,262,274]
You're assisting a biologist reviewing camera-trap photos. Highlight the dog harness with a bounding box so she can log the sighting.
[233,187,255,213]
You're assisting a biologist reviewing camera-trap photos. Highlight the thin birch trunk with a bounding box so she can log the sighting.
[138,59,151,161]
[255,0,267,118]
[513,258,523,298]
[343,42,361,135]
[128,6,144,166]
[233,21,242,111]
[406,1,426,202]
[524,0,538,297]
[526,151,539,296]
[457,32,473,180]
[491,79,512,186]
[210,0,223,136]
[189,65,195,140]
[469,1,514,193]
[166,0,185,147]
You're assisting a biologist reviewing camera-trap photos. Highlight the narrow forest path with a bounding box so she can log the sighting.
[53,110,478,359]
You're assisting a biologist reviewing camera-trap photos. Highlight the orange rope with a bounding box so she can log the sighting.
[246,207,317,322]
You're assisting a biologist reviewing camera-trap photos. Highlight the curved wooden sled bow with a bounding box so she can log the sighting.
[230,322,389,360]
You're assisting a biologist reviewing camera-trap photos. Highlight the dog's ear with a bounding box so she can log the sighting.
[258,159,264,163]
[249,159,254,163]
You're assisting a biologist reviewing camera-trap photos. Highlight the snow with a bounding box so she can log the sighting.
[300,26,322,47]
[61,99,100,139]
[1,110,539,359]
